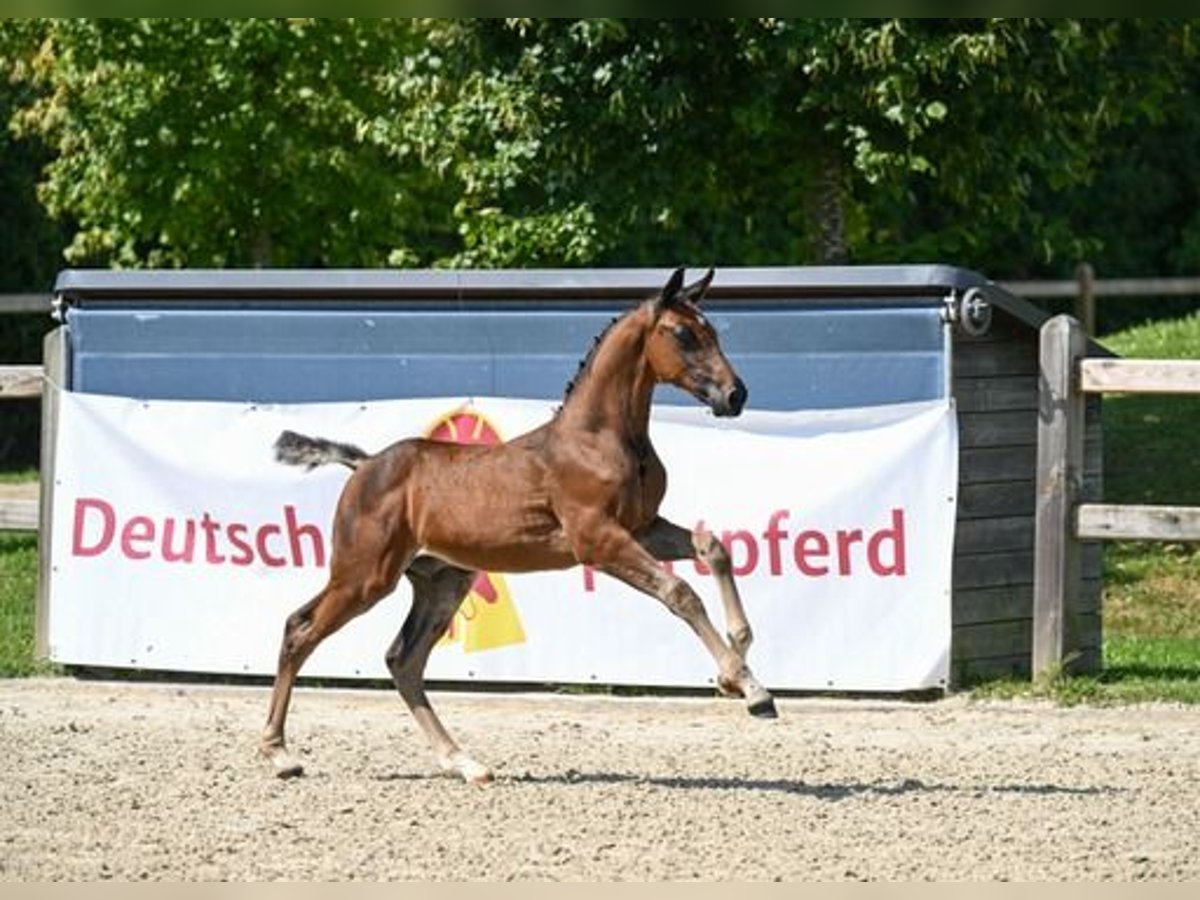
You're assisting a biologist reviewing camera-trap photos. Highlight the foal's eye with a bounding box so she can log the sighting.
[672,324,700,351]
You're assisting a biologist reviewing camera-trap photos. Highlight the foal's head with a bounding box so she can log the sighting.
[644,267,747,417]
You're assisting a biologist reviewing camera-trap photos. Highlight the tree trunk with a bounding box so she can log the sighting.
[804,140,849,265]
[252,227,274,268]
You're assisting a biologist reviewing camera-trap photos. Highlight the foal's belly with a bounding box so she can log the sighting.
[421,528,579,574]
[413,487,579,574]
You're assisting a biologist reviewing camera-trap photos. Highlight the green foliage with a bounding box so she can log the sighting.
[825,19,1196,274]
[6,19,1199,273]
[0,76,62,290]
[0,24,63,468]
[6,19,456,268]
[0,34,58,292]
[374,19,1200,272]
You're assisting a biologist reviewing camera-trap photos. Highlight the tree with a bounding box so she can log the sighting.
[838,19,1199,275]
[0,23,63,289]
[0,24,68,467]
[376,19,1199,273]
[7,19,1200,275]
[7,19,456,268]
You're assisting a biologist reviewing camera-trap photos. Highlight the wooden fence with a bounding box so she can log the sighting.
[1007,264,1200,337]
[1033,314,1200,677]
[0,293,50,531]
[0,292,50,402]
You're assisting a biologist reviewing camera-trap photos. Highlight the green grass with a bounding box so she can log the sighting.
[1092,311,1200,702]
[0,531,54,677]
[974,636,1200,705]
[1101,311,1200,507]
[0,470,43,675]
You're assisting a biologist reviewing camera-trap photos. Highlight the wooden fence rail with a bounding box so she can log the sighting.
[0,365,43,399]
[1,293,51,407]
[0,293,52,315]
[1033,313,1200,677]
[0,483,38,531]
[1003,264,1200,336]
[1,295,50,530]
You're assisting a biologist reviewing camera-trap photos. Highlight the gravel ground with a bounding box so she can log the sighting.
[2,677,1199,881]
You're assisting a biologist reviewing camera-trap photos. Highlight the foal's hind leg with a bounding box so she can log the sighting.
[260,583,359,776]
[387,557,492,785]
[261,550,412,777]
[638,516,754,660]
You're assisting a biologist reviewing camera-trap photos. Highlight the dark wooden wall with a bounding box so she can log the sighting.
[951,310,1103,684]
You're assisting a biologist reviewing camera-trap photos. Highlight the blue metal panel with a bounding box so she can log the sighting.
[66,300,946,411]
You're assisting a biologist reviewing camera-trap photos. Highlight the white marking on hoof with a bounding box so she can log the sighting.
[262,745,304,779]
[440,752,494,786]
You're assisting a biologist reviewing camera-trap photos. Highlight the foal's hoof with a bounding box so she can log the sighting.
[466,767,495,787]
[440,752,495,787]
[262,745,304,779]
[747,696,778,719]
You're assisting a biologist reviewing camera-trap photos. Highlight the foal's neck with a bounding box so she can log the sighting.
[557,304,656,439]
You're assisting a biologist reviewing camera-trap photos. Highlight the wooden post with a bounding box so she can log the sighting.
[1074,262,1096,337]
[1033,315,1087,678]
[35,328,65,660]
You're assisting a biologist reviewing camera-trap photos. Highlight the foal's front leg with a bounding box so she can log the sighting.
[594,526,776,718]
[637,516,754,660]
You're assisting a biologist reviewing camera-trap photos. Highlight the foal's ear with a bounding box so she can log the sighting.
[680,267,715,305]
[658,266,714,311]
[659,266,686,308]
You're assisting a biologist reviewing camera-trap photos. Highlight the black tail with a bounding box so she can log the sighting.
[274,430,368,471]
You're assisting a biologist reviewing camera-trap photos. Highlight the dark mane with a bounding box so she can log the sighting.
[558,305,639,409]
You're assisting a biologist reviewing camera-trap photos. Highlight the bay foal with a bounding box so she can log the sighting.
[261,267,775,784]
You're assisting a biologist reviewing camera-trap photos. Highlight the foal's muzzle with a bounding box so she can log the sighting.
[712,377,748,418]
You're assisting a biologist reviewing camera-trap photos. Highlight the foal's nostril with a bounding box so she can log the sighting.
[727,379,748,416]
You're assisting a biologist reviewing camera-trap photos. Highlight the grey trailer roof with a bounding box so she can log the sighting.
[53,264,1050,330]
[54,264,985,297]
[44,264,929,295]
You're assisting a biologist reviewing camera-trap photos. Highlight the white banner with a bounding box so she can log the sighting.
[47,392,956,691]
